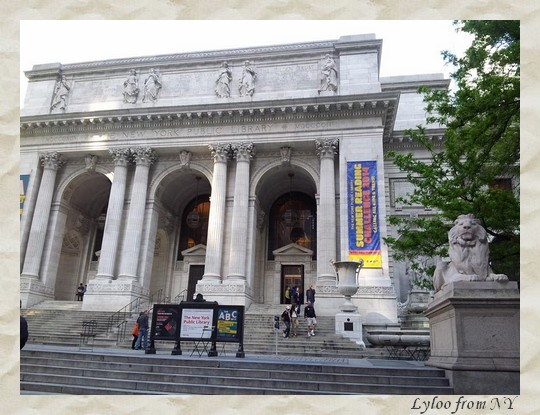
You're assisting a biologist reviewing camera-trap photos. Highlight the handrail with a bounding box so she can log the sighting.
[116,320,128,344]
[173,289,188,304]
[149,288,164,304]
[105,297,142,334]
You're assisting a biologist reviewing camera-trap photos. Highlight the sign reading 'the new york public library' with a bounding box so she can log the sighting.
[347,161,382,268]
[148,302,245,357]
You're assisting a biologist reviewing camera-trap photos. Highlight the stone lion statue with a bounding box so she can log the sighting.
[433,214,508,292]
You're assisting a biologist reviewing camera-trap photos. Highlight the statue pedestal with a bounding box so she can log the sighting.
[335,312,365,347]
[424,281,519,394]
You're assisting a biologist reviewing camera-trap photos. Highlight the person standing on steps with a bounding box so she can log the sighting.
[280,305,291,338]
[306,285,316,304]
[290,304,299,337]
[284,286,291,304]
[134,310,149,350]
[76,283,85,301]
[131,313,142,349]
[304,301,317,337]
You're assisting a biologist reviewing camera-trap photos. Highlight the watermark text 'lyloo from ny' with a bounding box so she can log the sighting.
[411,396,519,414]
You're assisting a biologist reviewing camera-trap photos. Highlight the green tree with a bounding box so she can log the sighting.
[385,20,520,288]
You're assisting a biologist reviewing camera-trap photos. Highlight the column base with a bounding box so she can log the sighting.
[82,279,149,311]
[195,279,252,307]
[94,273,114,280]
[225,273,246,281]
[316,273,337,285]
[20,277,54,307]
[201,273,222,283]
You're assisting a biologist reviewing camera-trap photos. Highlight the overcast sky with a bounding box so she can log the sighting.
[20,20,473,106]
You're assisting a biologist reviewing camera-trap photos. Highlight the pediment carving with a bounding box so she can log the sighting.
[181,243,207,257]
[273,243,313,257]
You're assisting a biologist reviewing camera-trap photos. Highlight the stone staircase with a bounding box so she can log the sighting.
[20,347,452,395]
[22,301,390,358]
[22,301,133,348]
[242,304,388,358]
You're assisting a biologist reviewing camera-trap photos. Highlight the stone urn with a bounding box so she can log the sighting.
[331,260,363,312]
[408,288,430,314]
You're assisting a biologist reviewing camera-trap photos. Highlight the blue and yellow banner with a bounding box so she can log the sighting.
[20,175,30,217]
[347,161,382,268]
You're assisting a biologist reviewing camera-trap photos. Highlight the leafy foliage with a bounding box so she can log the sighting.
[385,20,520,287]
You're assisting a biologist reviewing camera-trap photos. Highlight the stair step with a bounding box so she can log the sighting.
[21,348,451,395]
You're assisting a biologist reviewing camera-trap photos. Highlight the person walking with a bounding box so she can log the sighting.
[306,285,316,304]
[131,314,141,349]
[290,304,299,337]
[280,305,291,338]
[290,286,298,307]
[304,301,317,337]
[134,310,149,350]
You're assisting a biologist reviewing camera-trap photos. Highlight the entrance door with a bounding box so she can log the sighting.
[281,265,304,304]
[187,265,205,301]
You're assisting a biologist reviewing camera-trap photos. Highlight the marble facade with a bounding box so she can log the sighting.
[20,35,448,330]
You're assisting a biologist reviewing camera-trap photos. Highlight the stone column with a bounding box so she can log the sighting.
[315,138,339,285]
[202,144,230,281]
[21,152,65,280]
[118,147,156,281]
[227,143,254,280]
[95,148,130,280]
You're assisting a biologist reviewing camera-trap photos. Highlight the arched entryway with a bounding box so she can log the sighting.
[54,171,111,300]
[148,167,212,302]
[252,163,319,304]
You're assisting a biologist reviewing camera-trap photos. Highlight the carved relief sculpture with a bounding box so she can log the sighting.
[433,214,509,292]
[50,74,71,113]
[239,60,257,97]
[215,62,232,98]
[123,69,140,104]
[142,68,162,103]
[318,54,338,93]
[84,154,98,172]
[178,150,192,169]
[280,146,292,165]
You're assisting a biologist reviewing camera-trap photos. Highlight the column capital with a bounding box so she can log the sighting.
[232,142,255,162]
[109,148,131,166]
[315,138,339,159]
[40,152,66,170]
[130,147,157,166]
[208,143,231,163]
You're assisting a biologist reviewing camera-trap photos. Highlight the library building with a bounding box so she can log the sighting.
[20,34,448,330]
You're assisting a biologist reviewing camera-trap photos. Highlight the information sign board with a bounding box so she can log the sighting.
[151,305,180,340]
[215,305,244,342]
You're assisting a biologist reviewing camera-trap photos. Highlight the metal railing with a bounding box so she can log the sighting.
[116,320,129,344]
[149,288,164,304]
[105,297,142,334]
[173,289,188,304]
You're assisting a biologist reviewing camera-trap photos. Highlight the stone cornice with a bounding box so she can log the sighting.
[25,40,342,79]
[384,128,446,150]
[21,92,400,139]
